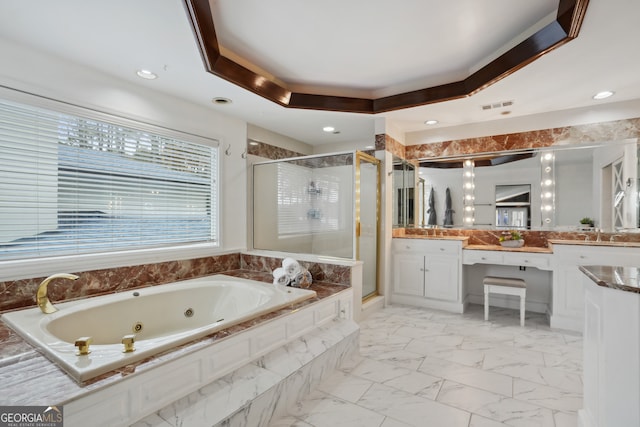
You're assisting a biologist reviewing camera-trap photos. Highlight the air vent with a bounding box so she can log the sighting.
[481,100,514,111]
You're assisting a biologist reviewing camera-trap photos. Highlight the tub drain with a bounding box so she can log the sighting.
[184,308,194,318]
[132,322,144,333]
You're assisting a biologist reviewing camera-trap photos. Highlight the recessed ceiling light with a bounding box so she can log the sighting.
[322,126,335,133]
[136,69,158,80]
[424,120,438,125]
[212,97,232,105]
[593,91,614,100]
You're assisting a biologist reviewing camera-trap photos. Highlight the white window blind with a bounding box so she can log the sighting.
[0,99,218,261]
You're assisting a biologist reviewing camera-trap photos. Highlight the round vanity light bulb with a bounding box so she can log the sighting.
[544,205,553,211]
[465,171,472,177]
[464,160,473,167]
[544,179,553,186]
[545,192,552,198]
[544,153,553,160]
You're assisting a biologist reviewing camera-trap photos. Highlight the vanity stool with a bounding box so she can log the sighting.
[483,276,527,326]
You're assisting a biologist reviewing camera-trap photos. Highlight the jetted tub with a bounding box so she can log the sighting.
[1,274,316,381]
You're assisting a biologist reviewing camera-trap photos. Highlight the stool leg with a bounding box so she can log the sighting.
[484,288,489,321]
[520,294,525,327]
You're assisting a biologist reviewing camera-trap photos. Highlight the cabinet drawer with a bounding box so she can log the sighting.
[393,238,460,254]
[463,250,503,265]
[502,252,551,270]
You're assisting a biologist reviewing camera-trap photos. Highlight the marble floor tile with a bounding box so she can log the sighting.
[419,356,513,396]
[357,383,470,427]
[513,379,582,412]
[379,417,414,427]
[315,371,373,403]
[287,390,386,427]
[270,304,583,427]
[363,348,426,370]
[469,414,510,426]
[490,363,582,393]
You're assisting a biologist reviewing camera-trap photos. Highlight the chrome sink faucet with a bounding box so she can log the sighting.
[36,273,79,314]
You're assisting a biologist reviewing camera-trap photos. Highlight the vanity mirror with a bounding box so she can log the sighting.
[392,157,416,227]
[414,139,639,232]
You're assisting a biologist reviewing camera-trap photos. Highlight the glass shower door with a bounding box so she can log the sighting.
[356,152,380,300]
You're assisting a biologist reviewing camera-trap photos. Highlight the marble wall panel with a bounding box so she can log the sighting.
[405,117,640,160]
[240,254,351,286]
[247,140,304,160]
[0,253,241,312]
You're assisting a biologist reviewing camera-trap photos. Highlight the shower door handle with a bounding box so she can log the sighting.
[356,221,361,237]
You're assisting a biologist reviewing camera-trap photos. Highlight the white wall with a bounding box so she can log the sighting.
[0,38,248,256]
[248,124,313,155]
[405,99,640,145]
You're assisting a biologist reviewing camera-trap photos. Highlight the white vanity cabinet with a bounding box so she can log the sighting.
[392,238,464,313]
[551,244,638,332]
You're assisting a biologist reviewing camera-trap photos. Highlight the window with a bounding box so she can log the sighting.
[0,98,218,261]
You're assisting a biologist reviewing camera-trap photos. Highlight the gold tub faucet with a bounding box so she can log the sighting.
[36,273,79,314]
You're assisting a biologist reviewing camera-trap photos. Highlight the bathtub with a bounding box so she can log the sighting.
[1,274,316,382]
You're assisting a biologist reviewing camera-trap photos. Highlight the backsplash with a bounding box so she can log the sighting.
[240,253,351,285]
[0,253,351,313]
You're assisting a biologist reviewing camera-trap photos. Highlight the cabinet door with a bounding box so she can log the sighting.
[554,265,585,319]
[393,254,425,296]
[424,255,459,301]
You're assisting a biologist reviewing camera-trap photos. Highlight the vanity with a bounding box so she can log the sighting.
[391,234,640,333]
[391,137,640,331]
[578,265,640,427]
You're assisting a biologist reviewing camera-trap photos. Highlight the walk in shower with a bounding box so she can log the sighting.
[253,151,380,299]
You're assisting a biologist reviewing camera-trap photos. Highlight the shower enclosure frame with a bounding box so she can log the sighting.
[251,150,381,300]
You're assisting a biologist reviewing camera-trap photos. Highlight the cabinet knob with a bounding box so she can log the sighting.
[440,248,445,251]
[481,257,486,260]
[524,260,529,263]
[406,245,411,250]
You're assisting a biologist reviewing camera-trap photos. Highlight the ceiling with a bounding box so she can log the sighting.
[0,0,639,146]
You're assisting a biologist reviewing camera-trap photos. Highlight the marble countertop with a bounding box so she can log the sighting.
[394,235,469,241]
[0,270,350,405]
[549,239,640,248]
[579,265,640,294]
[463,244,553,254]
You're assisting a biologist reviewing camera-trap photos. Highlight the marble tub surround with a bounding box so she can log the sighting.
[134,318,359,427]
[241,253,352,286]
[579,265,640,293]
[0,252,351,313]
[0,252,241,312]
[0,270,350,406]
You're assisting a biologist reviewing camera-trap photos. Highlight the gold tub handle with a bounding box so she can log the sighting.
[122,334,136,353]
[74,336,92,355]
